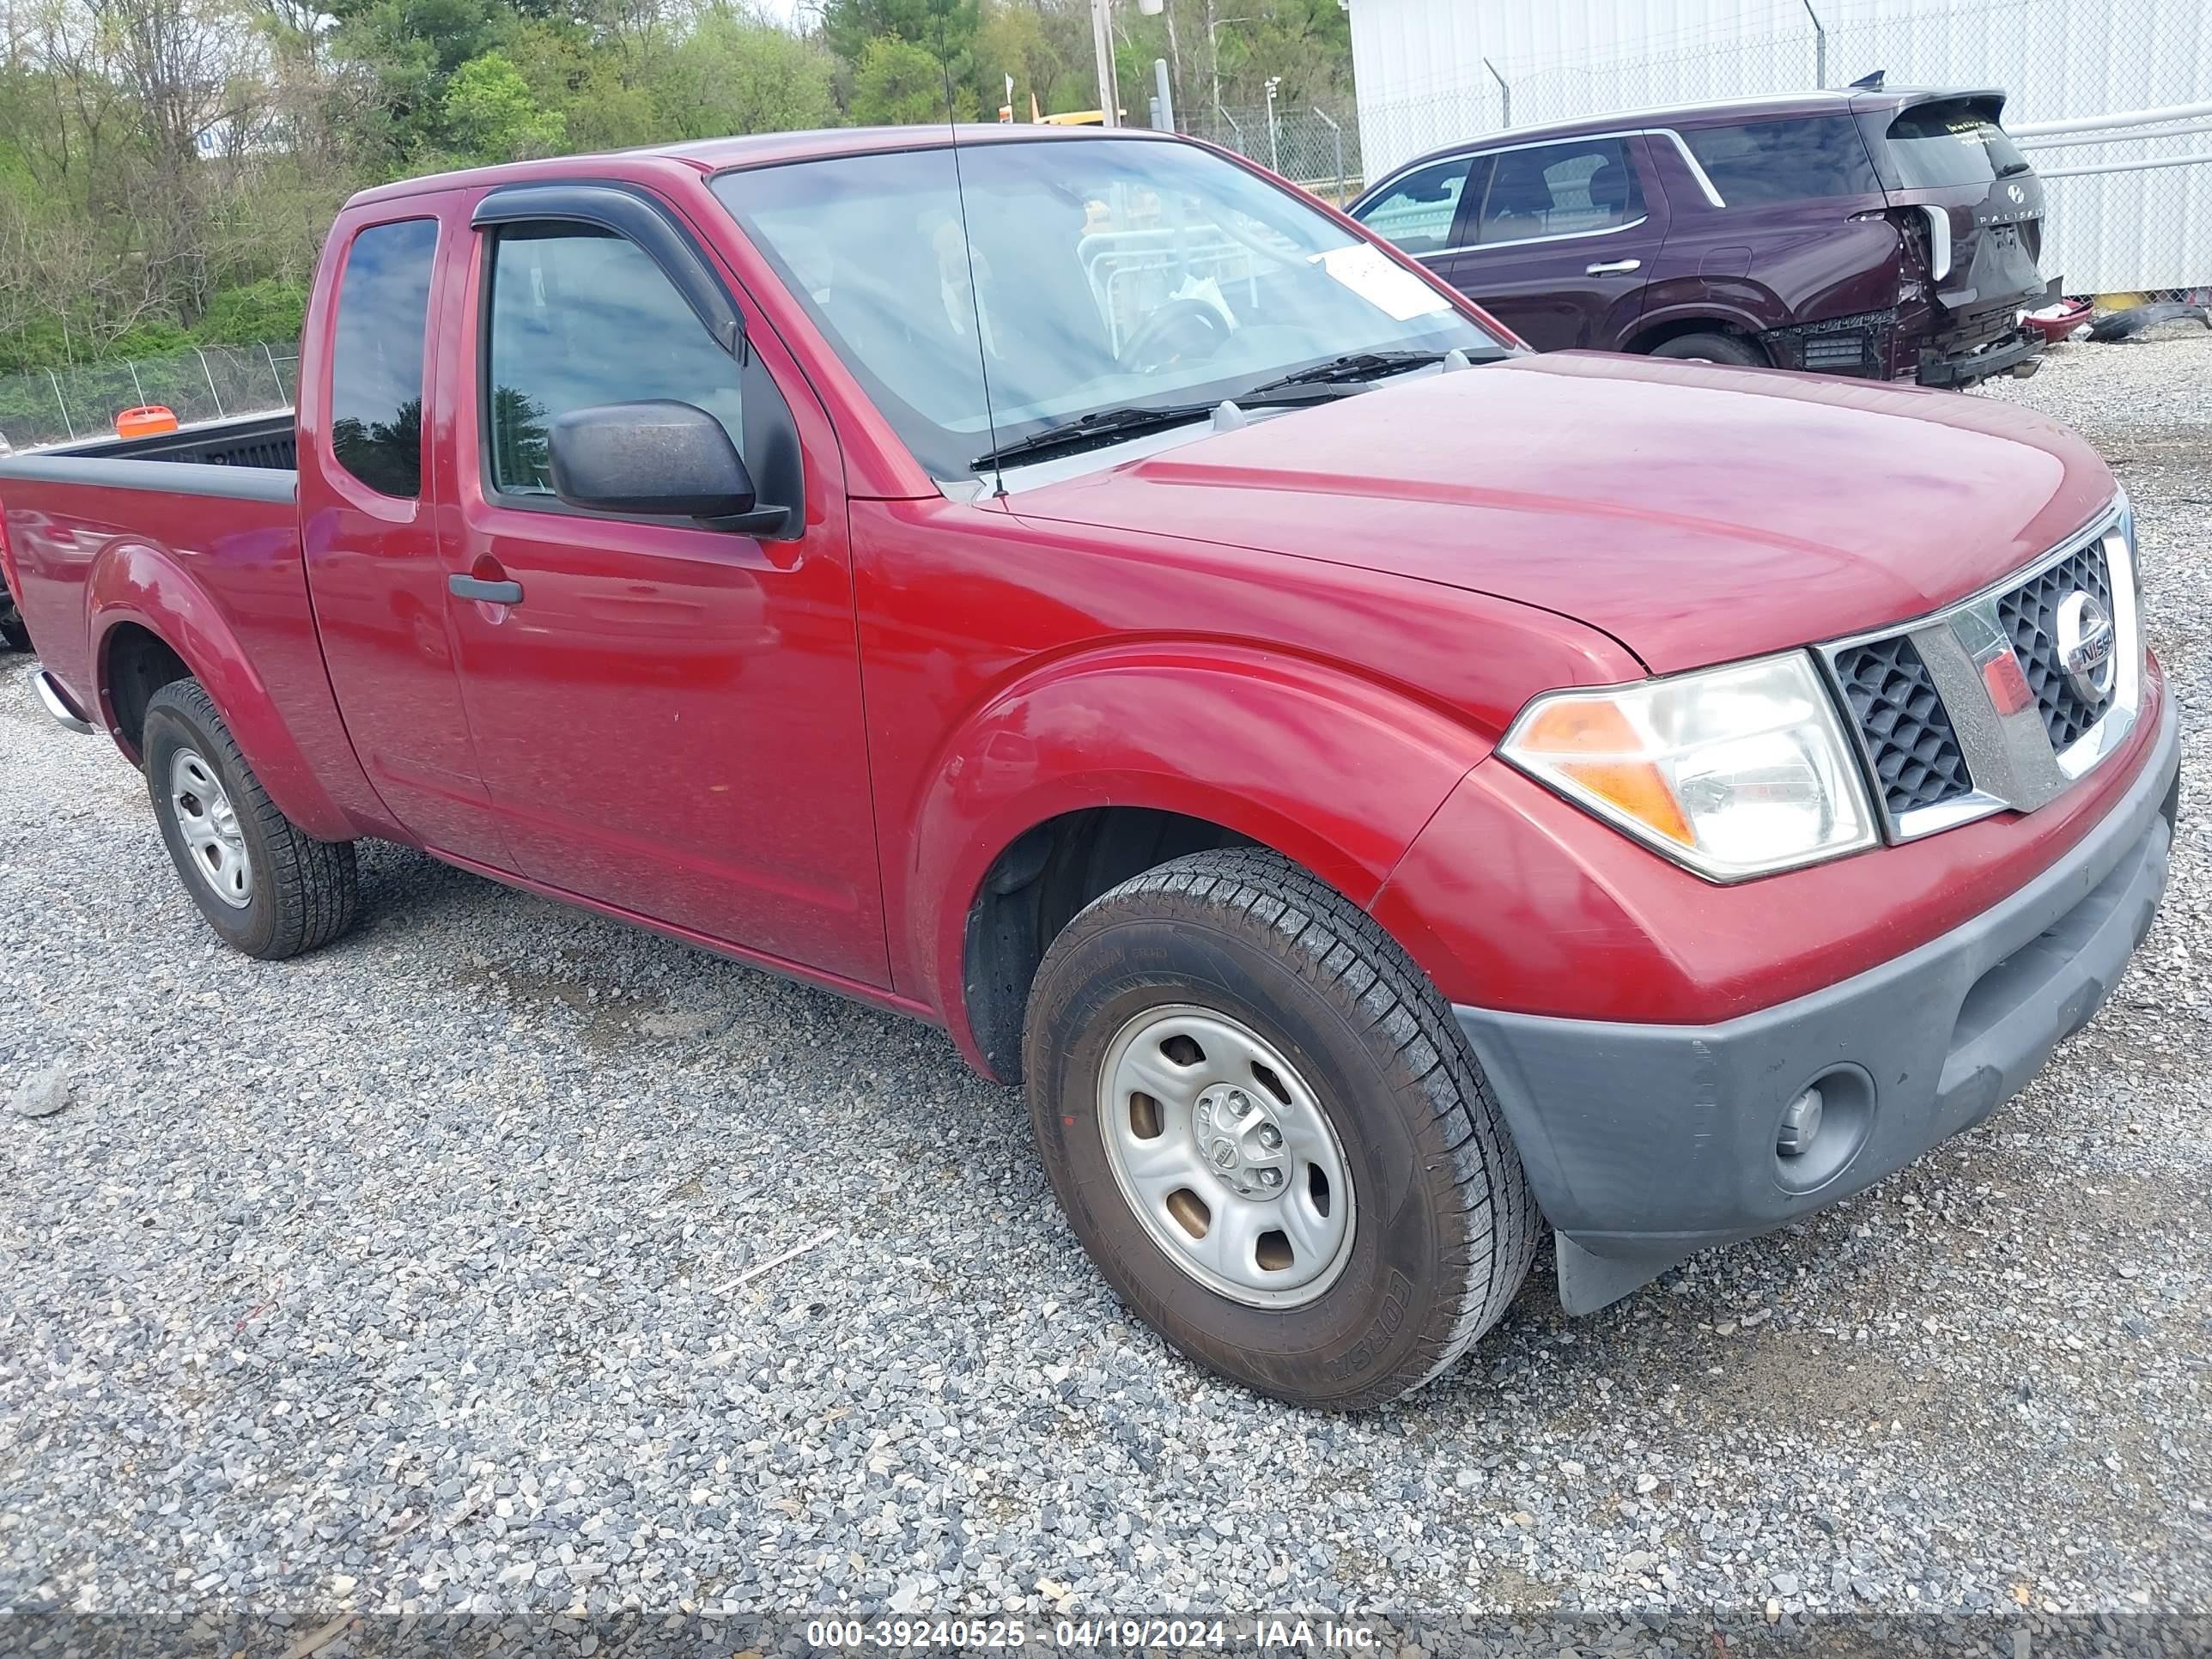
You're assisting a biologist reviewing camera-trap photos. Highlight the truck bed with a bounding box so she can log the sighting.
[47,410,297,471]
[0,412,304,745]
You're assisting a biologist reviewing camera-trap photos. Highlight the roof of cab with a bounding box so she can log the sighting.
[348,123,1181,208]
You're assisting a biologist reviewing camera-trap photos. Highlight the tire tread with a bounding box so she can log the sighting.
[1035,847,1541,1403]
[144,678,358,959]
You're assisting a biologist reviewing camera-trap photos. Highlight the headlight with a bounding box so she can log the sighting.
[1499,652,1878,882]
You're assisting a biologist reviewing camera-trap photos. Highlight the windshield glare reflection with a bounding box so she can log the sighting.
[713,137,1506,479]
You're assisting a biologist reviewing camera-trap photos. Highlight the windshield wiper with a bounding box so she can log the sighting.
[970,386,1347,471]
[1243,349,1463,396]
[1995,158,2034,179]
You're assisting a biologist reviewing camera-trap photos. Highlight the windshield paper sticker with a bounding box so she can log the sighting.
[1309,243,1453,323]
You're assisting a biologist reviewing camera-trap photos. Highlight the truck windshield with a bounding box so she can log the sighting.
[1883,101,2033,189]
[711,137,1509,479]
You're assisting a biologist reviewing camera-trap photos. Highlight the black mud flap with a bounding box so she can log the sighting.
[1555,1233,1689,1315]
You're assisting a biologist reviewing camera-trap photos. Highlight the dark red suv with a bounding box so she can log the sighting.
[1350,86,2047,387]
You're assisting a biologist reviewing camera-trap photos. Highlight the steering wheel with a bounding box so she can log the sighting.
[1116,296,1231,375]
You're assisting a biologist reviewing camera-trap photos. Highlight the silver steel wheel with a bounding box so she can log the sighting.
[1097,1004,1357,1308]
[168,748,252,909]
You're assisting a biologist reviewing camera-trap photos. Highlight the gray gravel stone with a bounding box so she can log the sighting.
[0,331,2206,1638]
[9,1059,70,1117]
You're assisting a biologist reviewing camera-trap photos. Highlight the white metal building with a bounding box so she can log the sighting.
[1347,0,2212,293]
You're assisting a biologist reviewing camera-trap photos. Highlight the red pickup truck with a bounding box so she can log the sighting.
[2,127,2177,1410]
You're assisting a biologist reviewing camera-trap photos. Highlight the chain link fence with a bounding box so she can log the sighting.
[0,342,299,455]
[1327,0,2206,295]
[2012,106,2212,297]
[1182,106,1364,206]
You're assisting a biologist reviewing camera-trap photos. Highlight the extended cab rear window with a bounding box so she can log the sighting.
[1682,116,1881,205]
[328,218,438,500]
[1884,101,2033,188]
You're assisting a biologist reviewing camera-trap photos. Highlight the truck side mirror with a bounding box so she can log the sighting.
[547,400,788,534]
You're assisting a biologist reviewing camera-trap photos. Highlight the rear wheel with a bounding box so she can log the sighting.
[1024,848,1540,1409]
[143,678,359,959]
[0,578,27,651]
[1647,330,1765,368]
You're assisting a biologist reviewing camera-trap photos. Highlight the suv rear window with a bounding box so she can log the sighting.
[1683,116,1880,205]
[1884,100,2032,188]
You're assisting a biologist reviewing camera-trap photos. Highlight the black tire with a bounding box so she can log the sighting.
[1024,848,1540,1410]
[0,577,27,652]
[143,678,359,959]
[1647,330,1765,368]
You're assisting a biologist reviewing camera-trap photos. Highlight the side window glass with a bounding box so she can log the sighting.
[486,227,744,497]
[1684,118,1882,204]
[1478,138,1644,243]
[330,219,437,499]
[1354,157,1476,254]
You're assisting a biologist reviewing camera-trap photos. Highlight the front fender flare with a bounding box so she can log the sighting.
[907,645,1492,1073]
[88,539,355,842]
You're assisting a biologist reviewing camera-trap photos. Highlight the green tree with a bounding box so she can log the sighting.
[974,2,1075,119]
[0,0,1357,380]
[503,21,664,154]
[848,36,968,126]
[657,9,838,140]
[327,0,515,155]
[443,50,568,162]
[821,0,979,68]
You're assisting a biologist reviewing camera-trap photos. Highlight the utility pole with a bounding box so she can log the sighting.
[1091,0,1120,126]
[1209,7,1252,120]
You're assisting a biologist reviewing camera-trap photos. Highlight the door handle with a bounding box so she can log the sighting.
[1587,258,1643,275]
[449,574,524,605]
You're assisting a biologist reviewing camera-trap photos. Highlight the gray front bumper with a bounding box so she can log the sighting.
[1455,696,2179,1314]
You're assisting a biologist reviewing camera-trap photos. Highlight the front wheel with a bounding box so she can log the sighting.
[143,678,360,959]
[1024,848,1540,1409]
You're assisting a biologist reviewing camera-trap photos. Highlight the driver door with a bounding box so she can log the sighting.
[433,186,889,987]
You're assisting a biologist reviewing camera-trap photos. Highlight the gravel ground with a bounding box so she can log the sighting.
[3,331,2209,1654]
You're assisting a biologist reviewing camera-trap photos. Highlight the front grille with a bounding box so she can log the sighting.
[1996,541,2115,750]
[1817,507,2136,845]
[1832,635,1975,817]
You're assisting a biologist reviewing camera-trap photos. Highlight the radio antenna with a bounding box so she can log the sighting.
[938,9,1006,499]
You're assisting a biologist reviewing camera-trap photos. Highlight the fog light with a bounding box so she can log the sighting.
[1777,1087,1825,1158]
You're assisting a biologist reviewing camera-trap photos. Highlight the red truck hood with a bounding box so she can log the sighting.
[1011,352,2116,675]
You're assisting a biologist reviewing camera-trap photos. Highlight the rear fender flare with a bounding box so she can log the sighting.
[909,645,1491,1068]
[1628,297,1779,351]
[88,539,354,841]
